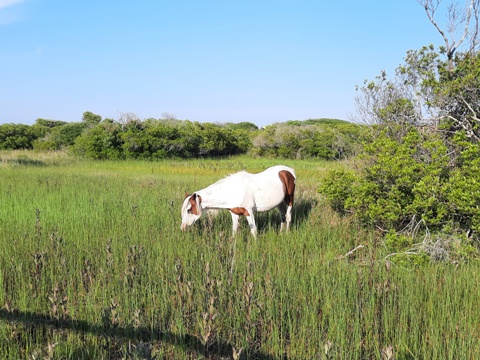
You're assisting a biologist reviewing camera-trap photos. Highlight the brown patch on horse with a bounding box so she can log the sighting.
[278,170,295,206]
[229,207,250,216]
[188,193,202,215]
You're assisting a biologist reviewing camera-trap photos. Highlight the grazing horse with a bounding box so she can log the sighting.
[180,165,296,238]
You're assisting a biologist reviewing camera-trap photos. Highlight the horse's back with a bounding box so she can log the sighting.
[249,165,295,211]
[259,165,296,179]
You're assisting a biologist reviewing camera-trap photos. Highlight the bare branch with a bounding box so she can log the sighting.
[117,111,140,125]
[419,0,480,65]
[161,112,177,121]
[460,94,480,123]
[338,245,365,260]
[419,0,451,53]
[469,0,480,52]
[455,0,474,53]
[446,114,480,141]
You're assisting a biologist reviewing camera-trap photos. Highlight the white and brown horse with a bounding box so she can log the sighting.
[181,165,296,238]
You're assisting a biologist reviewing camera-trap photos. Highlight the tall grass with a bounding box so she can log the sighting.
[0,151,479,359]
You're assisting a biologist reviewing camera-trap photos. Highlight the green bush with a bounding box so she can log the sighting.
[319,125,480,256]
[318,169,357,214]
[71,118,253,160]
[33,122,87,150]
[0,123,47,149]
[321,126,451,229]
[251,120,365,160]
[70,121,124,159]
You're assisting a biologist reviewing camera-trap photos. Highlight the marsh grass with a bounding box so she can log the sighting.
[0,151,479,359]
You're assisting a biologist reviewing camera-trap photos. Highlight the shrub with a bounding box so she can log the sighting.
[70,118,252,160]
[0,123,47,149]
[319,125,480,256]
[70,121,124,159]
[33,122,87,150]
[251,120,365,160]
[318,169,357,215]
[321,126,451,229]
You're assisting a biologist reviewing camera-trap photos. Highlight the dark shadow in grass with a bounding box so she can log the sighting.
[255,197,317,233]
[7,158,46,166]
[291,197,317,226]
[0,309,281,360]
[186,197,318,237]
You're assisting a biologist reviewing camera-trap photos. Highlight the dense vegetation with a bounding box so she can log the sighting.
[0,113,365,161]
[320,48,480,263]
[1,153,479,359]
[251,119,364,160]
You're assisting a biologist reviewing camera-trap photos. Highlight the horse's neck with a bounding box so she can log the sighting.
[197,187,229,209]
[197,173,245,209]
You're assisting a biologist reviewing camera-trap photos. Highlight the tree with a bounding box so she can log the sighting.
[416,0,480,144]
[0,123,47,149]
[33,122,87,150]
[321,0,480,259]
[161,112,177,121]
[225,122,259,131]
[35,118,68,128]
[71,121,123,159]
[356,1,480,136]
[418,0,479,68]
[82,111,102,127]
[250,121,365,160]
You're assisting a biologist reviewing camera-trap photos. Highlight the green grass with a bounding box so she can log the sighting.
[0,150,479,359]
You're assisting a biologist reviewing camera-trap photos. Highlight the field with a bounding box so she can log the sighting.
[1,150,479,359]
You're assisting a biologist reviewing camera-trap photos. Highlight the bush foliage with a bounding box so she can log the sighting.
[1,114,365,160]
[70,118,253,159]
[0,123,47,150]
[250,119,366,160]
[320,49,480,259]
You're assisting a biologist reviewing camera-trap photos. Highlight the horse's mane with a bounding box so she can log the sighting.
[217,170,247,182]
[202,170,248,191]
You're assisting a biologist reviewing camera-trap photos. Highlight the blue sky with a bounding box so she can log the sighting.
[1,0,445,127]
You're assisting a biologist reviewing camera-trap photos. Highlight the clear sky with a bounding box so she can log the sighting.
[1,0,446,127]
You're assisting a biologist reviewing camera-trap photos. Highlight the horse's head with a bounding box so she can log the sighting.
[180,192,202,231]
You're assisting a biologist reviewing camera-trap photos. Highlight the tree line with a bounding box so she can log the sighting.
[0,112,366,161]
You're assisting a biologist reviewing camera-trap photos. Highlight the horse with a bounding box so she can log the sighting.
[180,165,296,238]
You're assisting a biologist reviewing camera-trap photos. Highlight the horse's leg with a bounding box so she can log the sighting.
[278,202,287,232]
[278,169,295,232]
[245,212,257,239]
[285,204,293,231]
[230,212,240,237]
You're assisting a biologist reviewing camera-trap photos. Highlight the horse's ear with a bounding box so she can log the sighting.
[193,193,202,214]
[185,191,190,197]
